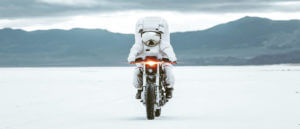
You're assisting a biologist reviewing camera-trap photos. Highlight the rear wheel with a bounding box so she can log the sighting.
[155,109,161,117]
[146,84,155,120]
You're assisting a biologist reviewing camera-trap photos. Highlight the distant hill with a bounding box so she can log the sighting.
[1,16,300,66]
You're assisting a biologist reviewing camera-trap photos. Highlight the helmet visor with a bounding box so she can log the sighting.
[143,39,160,47]
[142,32,161,47]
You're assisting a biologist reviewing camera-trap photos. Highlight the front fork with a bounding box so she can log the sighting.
[141,64,146,103]
[155,63,160,106]
[141,63,161,108]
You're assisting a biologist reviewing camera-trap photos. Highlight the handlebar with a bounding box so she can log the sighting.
[130,61,177,64]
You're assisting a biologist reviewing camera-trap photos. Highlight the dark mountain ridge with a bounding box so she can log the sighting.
[1,16,300,66]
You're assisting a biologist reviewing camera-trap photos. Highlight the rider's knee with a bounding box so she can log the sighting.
[134,67,143,75]
[162,63,175,88]
[133,67,143,89]
[162,63,174,75]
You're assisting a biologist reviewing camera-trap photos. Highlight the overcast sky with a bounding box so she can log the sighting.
[1,0,300,33]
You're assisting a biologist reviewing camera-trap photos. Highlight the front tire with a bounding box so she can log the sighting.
[146,84,155,120]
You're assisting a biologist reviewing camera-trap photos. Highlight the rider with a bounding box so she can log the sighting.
[128,17,177,99]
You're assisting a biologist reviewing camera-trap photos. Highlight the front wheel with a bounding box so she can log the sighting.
[145,84,155,120]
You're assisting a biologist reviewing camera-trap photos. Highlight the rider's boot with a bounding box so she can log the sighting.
[166,87,173,99]
[136,89,142,99]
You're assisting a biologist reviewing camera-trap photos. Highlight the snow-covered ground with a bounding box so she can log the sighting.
[0,66,299,129]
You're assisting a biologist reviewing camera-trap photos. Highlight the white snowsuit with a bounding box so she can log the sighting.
[128,17,177,90]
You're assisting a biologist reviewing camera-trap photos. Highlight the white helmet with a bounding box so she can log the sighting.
[141,32,161,47]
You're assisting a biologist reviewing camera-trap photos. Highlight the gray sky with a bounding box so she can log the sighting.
[1,0,300,33]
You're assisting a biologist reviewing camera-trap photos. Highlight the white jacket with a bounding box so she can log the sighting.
[128,17,177,62]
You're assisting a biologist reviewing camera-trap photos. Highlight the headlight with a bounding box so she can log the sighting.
[147,68,153,73]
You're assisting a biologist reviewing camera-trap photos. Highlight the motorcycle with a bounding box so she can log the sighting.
[130,56,176,120]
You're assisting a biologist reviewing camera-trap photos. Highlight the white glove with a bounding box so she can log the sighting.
[128,55,136,62]
[168,56,177,62]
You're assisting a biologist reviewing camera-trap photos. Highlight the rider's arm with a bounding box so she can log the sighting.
[159,22,177,62]
[161,45,177,62]
[128,19,145,63]
[128,43,142,62]
[128,22,145,63]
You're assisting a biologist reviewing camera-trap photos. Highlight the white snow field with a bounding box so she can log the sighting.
[0,66,300,129]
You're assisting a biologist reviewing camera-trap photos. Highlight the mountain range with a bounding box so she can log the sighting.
[1,16,300,66]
